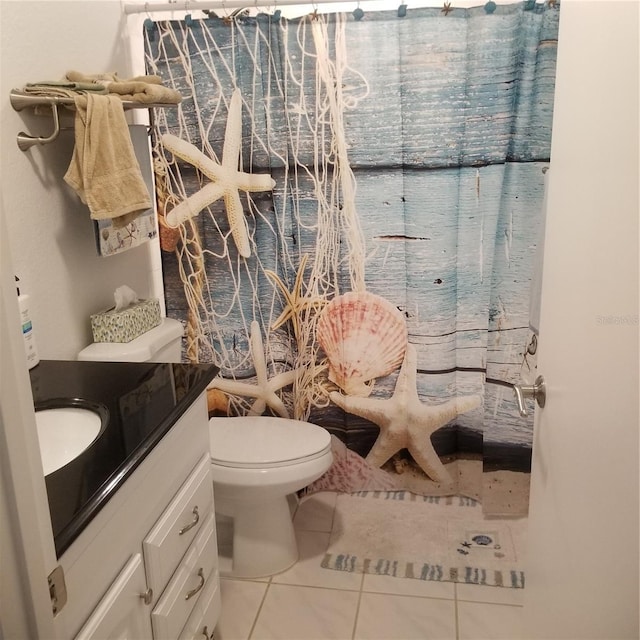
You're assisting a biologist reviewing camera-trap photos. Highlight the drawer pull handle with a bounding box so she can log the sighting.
[201,625,214,639]
[185,568,206,601]
[179,506,200,535]
[139,588,153,605]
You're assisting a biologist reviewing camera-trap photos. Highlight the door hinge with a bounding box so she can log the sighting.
[48,565,67,616]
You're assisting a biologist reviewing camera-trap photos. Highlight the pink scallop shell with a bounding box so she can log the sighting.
[317,291,407,397]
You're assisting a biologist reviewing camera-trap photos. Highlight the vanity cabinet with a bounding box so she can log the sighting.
[55,392,221,640]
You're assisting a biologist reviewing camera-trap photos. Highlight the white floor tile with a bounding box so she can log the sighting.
[362,573,455,600]
[354,592,457,640]
[272,530,363,591]
[214,491,529,640]
[456,582,525,606]
[294,491,338,532]
[215,579,268,640]
[251,584,360,640]
[457,601,524,640]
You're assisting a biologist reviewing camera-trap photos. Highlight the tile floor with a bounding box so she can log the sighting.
[214,492,525,640]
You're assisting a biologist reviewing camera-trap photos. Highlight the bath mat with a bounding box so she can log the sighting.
[321,491,526,589]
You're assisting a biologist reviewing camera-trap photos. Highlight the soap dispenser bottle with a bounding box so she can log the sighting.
[15,276,39,370]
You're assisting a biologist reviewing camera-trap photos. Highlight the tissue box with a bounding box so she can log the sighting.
[90,298,161,343]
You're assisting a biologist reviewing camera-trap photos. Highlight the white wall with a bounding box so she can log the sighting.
[0,0,156,360]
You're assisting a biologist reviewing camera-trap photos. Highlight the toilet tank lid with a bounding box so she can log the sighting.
[77,318,183,362]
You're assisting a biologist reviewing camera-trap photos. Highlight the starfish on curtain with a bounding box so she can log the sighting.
[265,255,327,339]
[330,344,481,484]
[161,89,276,258]
[209,321,301,419]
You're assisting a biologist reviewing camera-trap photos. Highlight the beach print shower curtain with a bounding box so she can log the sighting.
[144,1,559,515]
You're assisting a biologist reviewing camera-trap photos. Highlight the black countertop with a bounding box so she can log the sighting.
[30,360,219,558]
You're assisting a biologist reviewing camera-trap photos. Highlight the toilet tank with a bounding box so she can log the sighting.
[77,318,184,363]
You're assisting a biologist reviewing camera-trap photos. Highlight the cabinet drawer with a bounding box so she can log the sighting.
[144,454,213,594]
[151,512,218,640]
[178,569,221,640]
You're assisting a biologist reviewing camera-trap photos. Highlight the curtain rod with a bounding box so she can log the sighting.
[124,0,371,14]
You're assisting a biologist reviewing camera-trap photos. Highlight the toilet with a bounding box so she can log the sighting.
[210,416,332,578]
[78,318,333,578]
[78,317,184,363]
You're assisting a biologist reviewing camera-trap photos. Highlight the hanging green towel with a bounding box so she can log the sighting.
[24,80,108,94]
[63,93,151,224]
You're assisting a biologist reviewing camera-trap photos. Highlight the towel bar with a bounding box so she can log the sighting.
[9,89,176,151]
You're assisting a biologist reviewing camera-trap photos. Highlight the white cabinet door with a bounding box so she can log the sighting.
[74,554,152,640]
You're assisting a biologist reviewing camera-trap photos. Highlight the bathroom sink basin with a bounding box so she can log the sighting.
[35,401,107,476]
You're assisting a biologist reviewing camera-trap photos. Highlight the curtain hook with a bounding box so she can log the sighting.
[184,0,192,24]
[271,0,281,22]
[222,0,234,25]
[484,1,497,13]
[144,2,155,30]
[183,0,195,25]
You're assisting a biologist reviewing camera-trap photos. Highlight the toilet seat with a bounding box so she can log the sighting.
[210,416,331,469]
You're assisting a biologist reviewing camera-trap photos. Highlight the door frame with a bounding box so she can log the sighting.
[0,195,57,639]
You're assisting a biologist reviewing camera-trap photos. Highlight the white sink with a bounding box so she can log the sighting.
[35,406,104,476]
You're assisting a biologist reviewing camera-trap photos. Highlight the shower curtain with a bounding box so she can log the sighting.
[144,1,559,515]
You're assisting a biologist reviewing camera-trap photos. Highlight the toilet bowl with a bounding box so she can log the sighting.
[209,416,332,578]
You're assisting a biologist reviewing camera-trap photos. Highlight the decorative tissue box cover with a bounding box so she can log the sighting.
[90,299,161,343]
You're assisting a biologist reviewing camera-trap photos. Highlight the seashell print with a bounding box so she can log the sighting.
[317,291,407,397]
[471,534,493,546]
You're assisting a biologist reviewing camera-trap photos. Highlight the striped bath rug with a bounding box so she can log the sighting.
[321,491,526,589]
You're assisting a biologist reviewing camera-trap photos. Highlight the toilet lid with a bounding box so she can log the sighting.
[210,417,332,468]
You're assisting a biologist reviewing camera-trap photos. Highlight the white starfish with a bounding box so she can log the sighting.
[330,344,481,484]
[210,321,300,419]
[161,89,276,258]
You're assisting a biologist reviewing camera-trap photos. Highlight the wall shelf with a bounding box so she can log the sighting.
[10,89,176,151]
